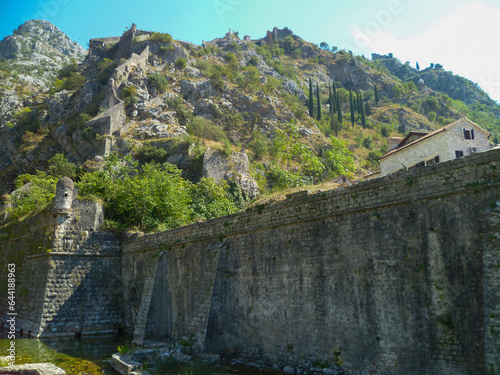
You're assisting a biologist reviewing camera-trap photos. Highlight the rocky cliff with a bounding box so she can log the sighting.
[0,20,86,121]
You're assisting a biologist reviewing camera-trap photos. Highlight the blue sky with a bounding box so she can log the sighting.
[1,0,500,102]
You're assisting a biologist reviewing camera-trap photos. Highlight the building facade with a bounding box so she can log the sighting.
[379,117,491,176]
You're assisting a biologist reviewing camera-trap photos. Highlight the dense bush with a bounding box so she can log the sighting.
[6,172,58,220]
[150,32,173,43]
[186,117,227,142]
[175,57,187,70]
[48,154,77,179]
[147,73,169,93]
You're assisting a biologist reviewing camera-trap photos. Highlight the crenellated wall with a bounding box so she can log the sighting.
[122,148,500,374]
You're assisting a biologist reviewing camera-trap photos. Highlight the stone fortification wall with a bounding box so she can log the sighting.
[0,199,123,338]
[122,148,500,374]
[0,210,55,336]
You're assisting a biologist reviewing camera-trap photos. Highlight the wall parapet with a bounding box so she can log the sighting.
[123,148,500,254]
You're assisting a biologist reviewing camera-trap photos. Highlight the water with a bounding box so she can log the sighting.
[0,334,125,374]
[0,333,280,375]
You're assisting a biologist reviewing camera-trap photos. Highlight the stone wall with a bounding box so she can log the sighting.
[122,148,500,374]
[0,199,123,338]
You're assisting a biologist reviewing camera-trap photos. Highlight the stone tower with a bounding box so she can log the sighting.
[53,177,75,216]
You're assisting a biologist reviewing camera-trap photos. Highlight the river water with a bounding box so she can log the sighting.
[0,333,279,374]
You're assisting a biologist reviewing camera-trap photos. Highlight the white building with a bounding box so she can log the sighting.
[379,117,491,176]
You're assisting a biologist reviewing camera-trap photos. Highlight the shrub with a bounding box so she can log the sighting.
[48,154,77,179]
[249,132,269,159]
[427,111,437,122]
[175,57,187,70]
[122,85,138,105]
[63,72,85,90]
[7,172,58,220]
[324,137,355,177]
[362,136,373,149]
[147,73,168,93]
[57,60,78,79]
[186,117,227,142]
[134,143,168,164]
[150,32,173,43]
[266,165,309,191]
[78,160,192,232]
[190,178,237,221]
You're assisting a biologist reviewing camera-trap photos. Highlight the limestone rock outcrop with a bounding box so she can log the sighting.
[202,147,259,200]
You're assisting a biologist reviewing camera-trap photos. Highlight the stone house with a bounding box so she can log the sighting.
[379,117,491,176]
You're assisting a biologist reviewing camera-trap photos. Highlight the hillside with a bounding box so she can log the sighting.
[0,22,498,231]
[0,20,86,121]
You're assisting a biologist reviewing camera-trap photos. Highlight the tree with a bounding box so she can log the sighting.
[416,62,420,70]
[331,46,338,53]
[374,85,379,106]
[319,42,330,50]
[359,92,366,129]
[349,90,355,127]
[328,85,333,115]
[434,63,443,70]
[356,91,361,115]
[330,114,341,136]
[308,78,314,118]
[336,90,342,123]
[48,154,77,179]
[316,83,322,121]
[365,102,372,116]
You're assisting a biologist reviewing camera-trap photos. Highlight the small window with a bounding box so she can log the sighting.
[455,150,464,158]
[434,155,440,164]
[415,161,425,168]
[464,129,471,140]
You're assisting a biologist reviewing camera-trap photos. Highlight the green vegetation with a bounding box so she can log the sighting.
[175,57,187,70]
[149,32,173,43]
[147,73,169,93]
[6,172,58,221]
[187,117,227,142]
[77,155,238,232]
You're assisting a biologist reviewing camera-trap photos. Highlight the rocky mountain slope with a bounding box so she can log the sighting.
[0,20,86,122]
[0,22,499,201]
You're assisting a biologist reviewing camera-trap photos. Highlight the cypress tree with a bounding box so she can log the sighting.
[349,90,355,127]
[316,83,322,121]
[416,62,420,70]
[374,85,379,107]
[331,83,337,114]
[308,78,314,118]
[356,91,361,115]
[360,92,366,129]
[365,101,371,116]
[330,113,341,136]
[328,86,333,115]
[336,91,342,123]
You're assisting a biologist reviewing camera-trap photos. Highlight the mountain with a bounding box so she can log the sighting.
[0,22,499,207]
[0,20,86,121]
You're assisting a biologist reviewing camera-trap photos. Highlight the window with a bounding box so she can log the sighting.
[464,129,474,140]
[426,156,440,166]
[415,161,425,168]
[455,150,464,158]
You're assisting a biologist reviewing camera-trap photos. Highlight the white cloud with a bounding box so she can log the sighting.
[352,2,500,102]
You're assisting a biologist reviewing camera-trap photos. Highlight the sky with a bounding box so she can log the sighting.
[1,0,500,102]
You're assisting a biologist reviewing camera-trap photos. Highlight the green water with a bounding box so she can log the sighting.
[0,336,123,374]
[0,336,280,375]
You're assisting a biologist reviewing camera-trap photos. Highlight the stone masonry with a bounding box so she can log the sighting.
[0,148,498,374]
